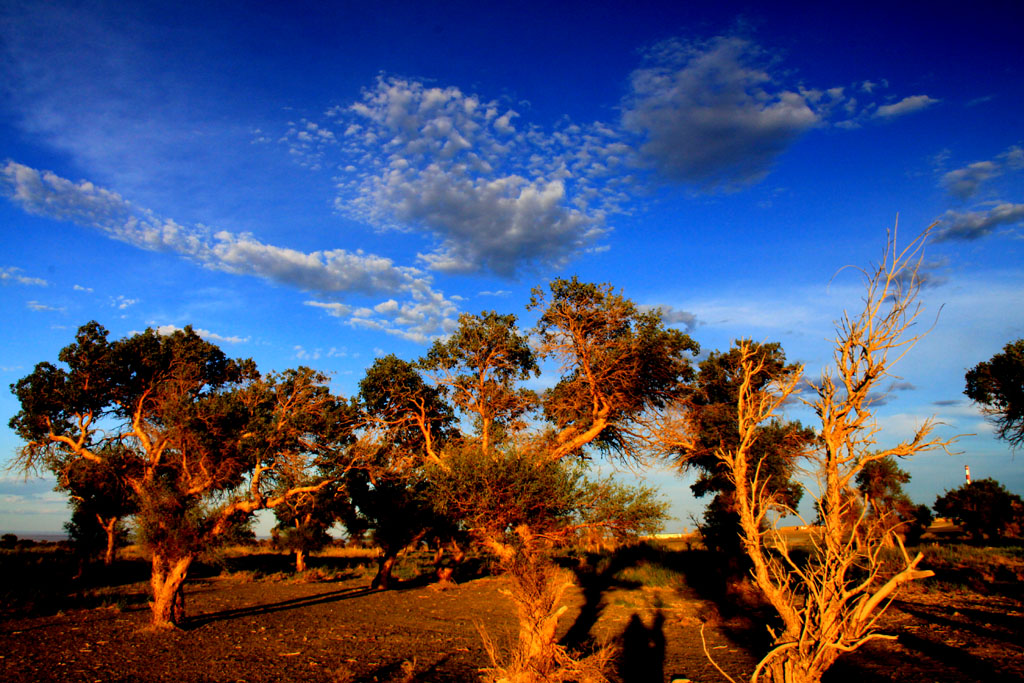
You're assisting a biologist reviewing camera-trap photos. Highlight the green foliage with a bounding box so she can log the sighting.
[529,277,699,459]
[358,353,457,454]
[420,311,538,448]
[674,341,813,554]
[429,445,667,548]
[10,322,355,624]
[934,477,1024,541]
[965,339,1024,448]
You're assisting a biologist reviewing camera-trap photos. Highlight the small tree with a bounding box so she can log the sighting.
[661,228,953,683]
[429,444,666,682]
[965,339,1024,449]
[934,477,1024,541]
[272,479,348,572]
[59,444,137,566]
[529,277,699,461]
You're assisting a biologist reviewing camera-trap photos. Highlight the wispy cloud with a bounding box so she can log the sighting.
[26,301,64,312]
[324,77,625,278]
[1,160,459,340]
[940,146,1023,200]
[1,266,47,286]
[934,203,1024,241]
[873,95,939,118]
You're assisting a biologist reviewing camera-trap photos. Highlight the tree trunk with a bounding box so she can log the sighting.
[761,651,823,683]
[97,515,118,566]
[150,552,193,628]
[372,552,398,590]
[295,548,307,573]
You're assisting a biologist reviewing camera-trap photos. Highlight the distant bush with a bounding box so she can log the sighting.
[934,478,1024,541]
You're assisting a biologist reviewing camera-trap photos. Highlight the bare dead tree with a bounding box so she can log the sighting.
[664,227,955,683]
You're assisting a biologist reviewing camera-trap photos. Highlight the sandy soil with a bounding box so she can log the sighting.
[1,551,1022,683]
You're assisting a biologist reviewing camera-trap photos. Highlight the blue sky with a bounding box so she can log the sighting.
[2,0,1022,535]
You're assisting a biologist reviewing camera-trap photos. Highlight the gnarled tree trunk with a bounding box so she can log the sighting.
[150,552,193,628]
[295,548,307,573]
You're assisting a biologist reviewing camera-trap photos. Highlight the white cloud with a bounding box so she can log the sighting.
[941,161,1000,199]
[0,266,47,286]
[73,284,93,292]
[294,345,321,360]
[0,160,459,340]
[935,203,1024,241]
[112,295,138,310]
[327,77,624,277]
[873,95,939,118]
[303,301,352,317]
[26,301,64,312]
[621,37,820,189]
[153,324,250,344]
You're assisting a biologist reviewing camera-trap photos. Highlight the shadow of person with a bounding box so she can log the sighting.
[618,610,666,683]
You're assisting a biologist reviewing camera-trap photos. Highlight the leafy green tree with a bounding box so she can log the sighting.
[10,323,354,627]
[529,277,699,461]
[668,342,813,554]
[272,479,349,572]
[934,477,1024,541]
[358,354,457,465]
[420,311,539,452]
[965,339,1024,449]
[351,355,461,588]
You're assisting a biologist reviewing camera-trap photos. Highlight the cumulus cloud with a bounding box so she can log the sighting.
[873,95,939,118]
[0,160,459,340]
[318,285,460,344]
[621,37,820,189]
[1,266,47,286]
[327,77,627,277]
[935,203,1024,241]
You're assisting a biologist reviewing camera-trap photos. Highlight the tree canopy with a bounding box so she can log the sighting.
[965,339,1024,449]
[420,311,538,452]
[9,322,356,626]
[934,477,1024,541]
[529,277,699,460]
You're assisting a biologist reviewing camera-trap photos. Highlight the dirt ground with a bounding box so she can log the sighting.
[1,549,1022,683]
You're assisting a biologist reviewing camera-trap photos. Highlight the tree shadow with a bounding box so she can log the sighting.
[617,610,666,683]
[184,581,418,629]
[893,600,1024,647]
[558,544,655,651]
